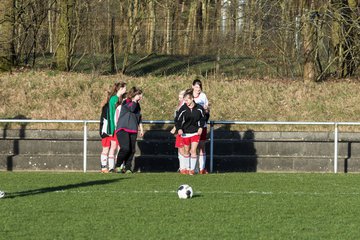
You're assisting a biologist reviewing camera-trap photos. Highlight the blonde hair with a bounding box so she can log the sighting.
[179,90,185,96]
[183,88,194,99]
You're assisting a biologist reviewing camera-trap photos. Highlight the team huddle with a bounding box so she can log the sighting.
[99,79,209,175]
[99,83,143,174]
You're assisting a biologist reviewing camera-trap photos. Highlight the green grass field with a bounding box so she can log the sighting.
[1,172,360,239]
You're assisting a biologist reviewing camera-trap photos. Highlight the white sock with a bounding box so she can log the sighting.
[190,156,197,170]
[183,155,190,170]
[108,155,115,170]
[199,154,206,170]
[178,152,184,170]
[101,154,108,168]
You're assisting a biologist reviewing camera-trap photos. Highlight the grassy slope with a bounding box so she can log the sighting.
[1,70,360,130]
[1,172,360,239]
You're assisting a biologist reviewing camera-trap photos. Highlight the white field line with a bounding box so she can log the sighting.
[53,190,360,196]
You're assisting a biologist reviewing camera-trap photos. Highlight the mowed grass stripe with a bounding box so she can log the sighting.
[0,172,360,239]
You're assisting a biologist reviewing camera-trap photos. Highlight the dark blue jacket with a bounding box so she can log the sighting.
[116,99,142,134]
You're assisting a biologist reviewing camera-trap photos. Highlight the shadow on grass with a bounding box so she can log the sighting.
[33,53,266,77]
[191,194,203,199]
[4,178,124,199]
[126,55,218,77]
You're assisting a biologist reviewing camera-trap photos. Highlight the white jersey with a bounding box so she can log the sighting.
[174,100,185,118]
[182,132,198,138]
[194,92,208,109]
[194,92,209,127]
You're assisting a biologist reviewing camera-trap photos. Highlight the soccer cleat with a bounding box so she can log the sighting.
[119,162,125,171]
[188,170,195,175]
[108,169,115,173]
[101,168,109,173]
[199,169,208,174]
[124,170,133,174]
[179,169,188,175]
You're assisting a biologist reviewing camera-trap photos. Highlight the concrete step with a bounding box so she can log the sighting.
[2,129,360,173]
[3,129,360,141]
[0,138,354,158]
[0,154,93,171]
[1,154,357,173]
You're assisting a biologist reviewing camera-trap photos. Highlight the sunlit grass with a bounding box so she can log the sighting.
[1,172,360,239]
[1,71,360,131]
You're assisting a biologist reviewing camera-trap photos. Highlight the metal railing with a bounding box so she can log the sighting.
[1,119,360,173]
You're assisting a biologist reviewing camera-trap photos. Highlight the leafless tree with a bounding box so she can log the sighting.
[0,0,359,79]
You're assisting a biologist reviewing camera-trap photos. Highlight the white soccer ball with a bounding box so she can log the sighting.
[177,184,193,199]
[0,191,5,199]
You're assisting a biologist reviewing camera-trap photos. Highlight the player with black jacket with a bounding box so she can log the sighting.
[175,89,206,175]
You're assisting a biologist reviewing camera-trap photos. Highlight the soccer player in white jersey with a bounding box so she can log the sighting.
[192,79,210,174]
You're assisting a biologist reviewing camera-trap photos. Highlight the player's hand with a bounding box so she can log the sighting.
[139,129,144,137]
[205,103,210,113]
[133,94,141,102]
[170,128,176,135]
[197,128,203,136]
[178,129,183,136]
[120,87,126,95]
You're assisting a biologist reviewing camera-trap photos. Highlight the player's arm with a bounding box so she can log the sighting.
[139,123,144,137]
[203,94,210,113]
[198,106,207,129]
[170,126,176,135]
[108,96,118,134]
[175,106,186,135]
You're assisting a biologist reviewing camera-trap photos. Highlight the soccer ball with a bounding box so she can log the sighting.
[177,184,193,199]
[0,191,5,199]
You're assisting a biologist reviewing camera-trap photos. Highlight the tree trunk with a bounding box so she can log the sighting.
[302,1,316,82]
[214,0,222,74]
[122,0,141,73]
[214,0,221,43]
[184,1,198,55]
[147,0,156,54]
[57,0,71,71]
[110,16,116,74]
[245,0,255,51]
[51,0,58,67]
[254,1,264,55]
[56,0,82,71]
[201,0,211,54]
[0,0,14,71]
[48,0,55,54]
[175,1,185,54]
[281,1,290,76]
[165,0,174,55]
[331,0,358,78]
[234,0,245,50]
[118,1,126,55]
[129,0,139,54]
[106,0,111,54]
